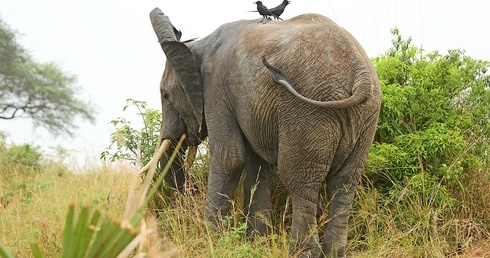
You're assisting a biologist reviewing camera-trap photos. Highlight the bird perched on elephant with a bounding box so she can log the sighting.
[253,1,276,22]
[269,0,290,20]
[149,7,381,258]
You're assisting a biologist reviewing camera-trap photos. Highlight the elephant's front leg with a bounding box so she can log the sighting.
[243,150,272,236]
[204,132,247,226]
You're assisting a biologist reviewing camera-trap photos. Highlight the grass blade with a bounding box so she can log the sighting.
[29,243,43,258]
[0,243,15,258]
[96,224,125,257]
[62,204,76,258]
[105,228,138,258]
[73,205,91,257]
[77,208,102,257]
[86,219,119,258]
[116,229,150,258]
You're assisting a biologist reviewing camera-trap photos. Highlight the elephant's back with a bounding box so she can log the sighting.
[237,13,357,56]
[235,14,371,103]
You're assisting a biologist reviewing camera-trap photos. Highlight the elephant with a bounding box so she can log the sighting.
[148,7,381,258]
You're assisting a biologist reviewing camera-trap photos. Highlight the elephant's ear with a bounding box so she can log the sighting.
[150,7,181,42]
[161,41,203,128]
[150,8,203,129]
[173,27,182,41]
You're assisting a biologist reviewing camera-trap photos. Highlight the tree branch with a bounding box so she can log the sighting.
[0,106,22,119]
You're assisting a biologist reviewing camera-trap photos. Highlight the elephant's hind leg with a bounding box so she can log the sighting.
[322,174,358,258]
[322,137,373,257]
[243,150,273,236]
[279,161,328,257]
[289,188,324,257]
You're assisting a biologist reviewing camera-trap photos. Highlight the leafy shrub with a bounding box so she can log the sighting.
[367,28,490,193]
[356,29,490,254]
[0,138,42,174]
[101,99,161,168]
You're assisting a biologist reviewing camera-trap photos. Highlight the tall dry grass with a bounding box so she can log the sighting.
[0,162,133,257]
[1,154,489,257]
[348,171,490,257]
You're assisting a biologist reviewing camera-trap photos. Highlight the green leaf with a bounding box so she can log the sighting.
[86,219,120,258]
[72,205,92,257]
[29,243,43,258]
[0,243,15,258]
[62,204,76,258]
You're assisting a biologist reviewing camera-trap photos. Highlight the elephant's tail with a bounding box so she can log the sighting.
[262,57,372,109]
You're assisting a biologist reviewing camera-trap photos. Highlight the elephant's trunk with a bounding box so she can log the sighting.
[160,142,186,193]
[158,138,198,194]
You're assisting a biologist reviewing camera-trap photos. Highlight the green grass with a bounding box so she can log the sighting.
[1,159,489,257]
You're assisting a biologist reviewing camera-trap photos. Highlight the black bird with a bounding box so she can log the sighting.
[254,1,275,22]
[269,0,290,20]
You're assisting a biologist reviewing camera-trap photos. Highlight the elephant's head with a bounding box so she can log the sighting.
[150,8,206,193]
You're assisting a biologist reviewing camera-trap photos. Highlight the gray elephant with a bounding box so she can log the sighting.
[149,7,381,258]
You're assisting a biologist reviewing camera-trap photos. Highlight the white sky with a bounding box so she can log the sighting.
[0,0,489,168]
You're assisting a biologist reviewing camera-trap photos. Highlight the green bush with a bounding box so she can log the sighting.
[0,138,42,174]
[367,28,490,193]
[355,29,490,254]
[101,98,162,168]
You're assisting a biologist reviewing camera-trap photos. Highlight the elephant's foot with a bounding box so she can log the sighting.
[322,238,347,258]
[289,241,321,258]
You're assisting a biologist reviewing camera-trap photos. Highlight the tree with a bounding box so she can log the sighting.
[0,18,95,136]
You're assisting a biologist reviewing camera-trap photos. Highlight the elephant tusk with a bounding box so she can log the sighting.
[138,138,172,174]
[124,134,186,221]
[185,146,198,172]
[124,137,173,221]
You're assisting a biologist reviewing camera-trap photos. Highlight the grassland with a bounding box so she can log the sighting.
[0,162,133,257]
[1,158,489,257]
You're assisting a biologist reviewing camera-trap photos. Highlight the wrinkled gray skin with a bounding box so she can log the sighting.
[151,7,381,258]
